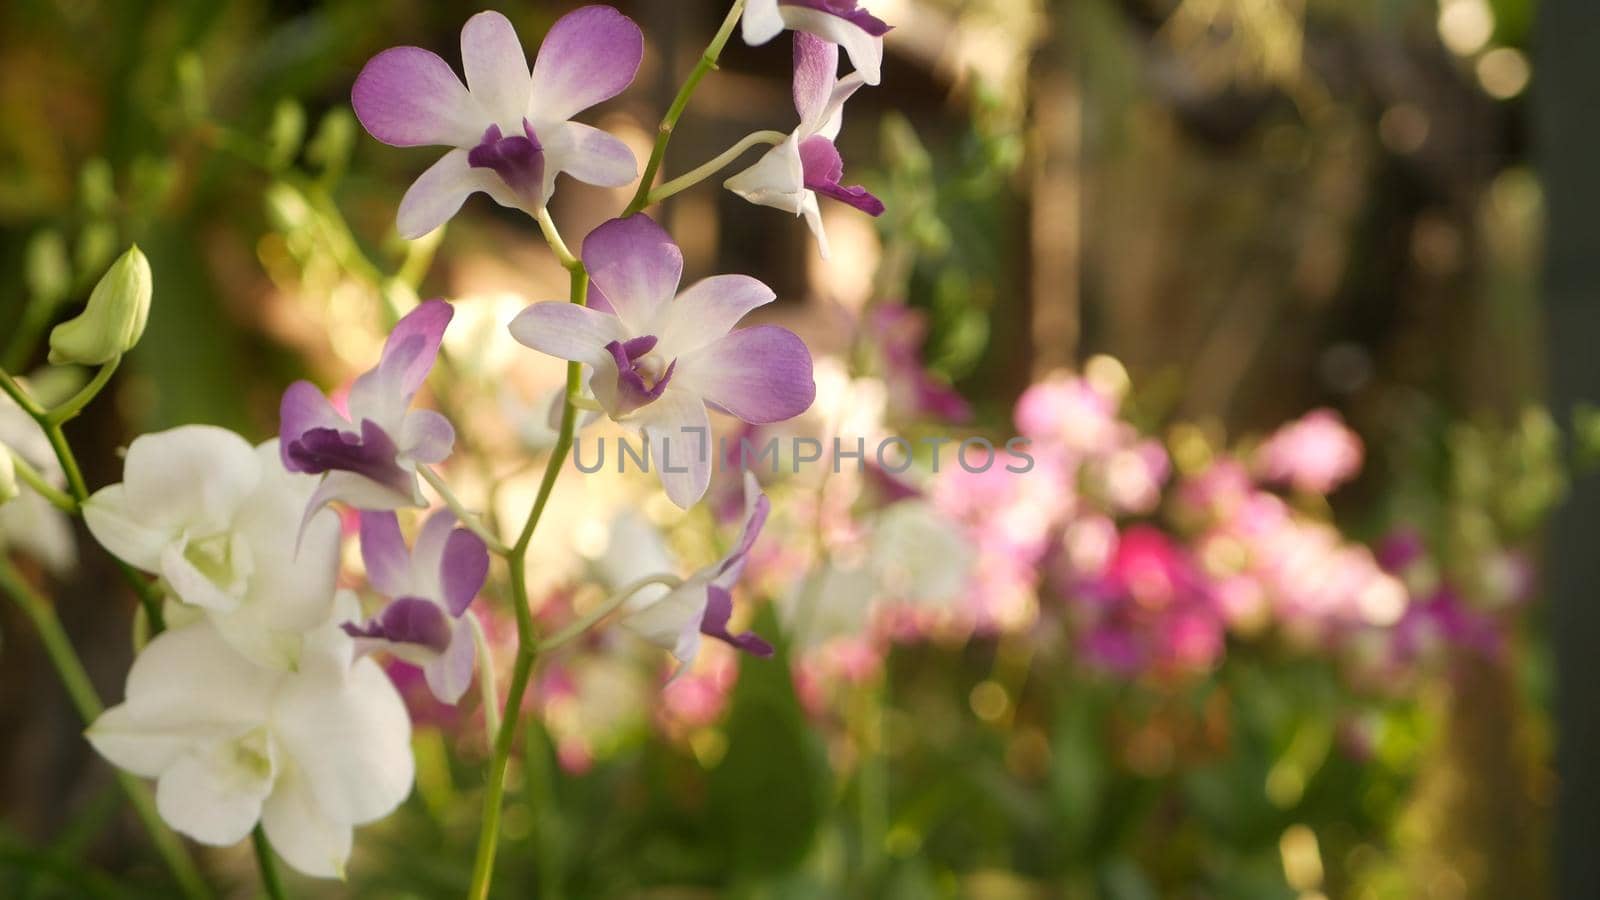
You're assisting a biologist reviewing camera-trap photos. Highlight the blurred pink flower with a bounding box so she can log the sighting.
[1255,408,1363,495]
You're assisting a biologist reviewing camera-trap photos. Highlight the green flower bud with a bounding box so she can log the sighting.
[0,447,17,507]
[49,245,152,366]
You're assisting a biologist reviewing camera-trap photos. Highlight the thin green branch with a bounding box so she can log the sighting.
[623,0,749,216]
[538,574,684,652]
[47,358,121,426]
[420,466,509,555]
[6,449,77,513]
[0,558,210,899]
[647,130,788,206]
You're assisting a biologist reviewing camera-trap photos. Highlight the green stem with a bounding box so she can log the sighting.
[420,466,509,555]
[466,262,590,900]
[623,0,749,216]
[0,368,46,418]
[6,450,77,513]
[647,130,789,206]
[537,574,684,652]
[0,558,210,900]
[251,826,287,900]
[47,358,121,426]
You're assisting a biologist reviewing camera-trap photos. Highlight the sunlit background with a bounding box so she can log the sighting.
[5,0,1597,897]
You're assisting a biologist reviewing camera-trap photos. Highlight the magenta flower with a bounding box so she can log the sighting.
[279,300,455,517]
[742,0,891,85]
[726,33,884,257]
[509,215,815,507]
[345,510,490,705]
[352,8,643,238]
[621,473,775,672]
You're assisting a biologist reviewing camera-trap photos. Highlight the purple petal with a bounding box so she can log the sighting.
[438,527,489,618]
[793,32,839,125]
[423,617,478,705]
[279,381,347,473]
[718,475,771,577]
[799,136,884,215]
[508,301,629,368]
[527,5,644,122]
[782,0,891,36]
[359,511,412,598]
[284,419,414,500]
[699,584,774,657]
[344,596,453,654]
[352,47,483,148]
[674,326,816,424]
[349,300,454,426]
[655,275,775,358]
[410,509,460,595]
[399,409,455,465]
[541,121,638,188]
[467,121,547,209]
[461,11,531,126]
[580,215,683,332]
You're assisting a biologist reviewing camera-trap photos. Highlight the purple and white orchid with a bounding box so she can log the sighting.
[353,7,643,239]
[509,215,815,507]
[726,33,884,258]
[623,472,775,672]
[742,0,890,86]
[344,510,489,706]
[280,300,455,518]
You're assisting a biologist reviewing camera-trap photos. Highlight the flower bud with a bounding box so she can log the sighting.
[49,245,152,366]
[0,447,17,507]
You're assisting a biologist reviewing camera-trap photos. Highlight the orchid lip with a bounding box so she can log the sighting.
[782,0,892,36]
[284,420,414,498]
[467,119,546,208]
[605,335,677,417]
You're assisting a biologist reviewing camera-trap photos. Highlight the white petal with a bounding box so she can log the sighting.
[0,491,77,573]
[262,761,354,879]
[542,120,638,188]
[273,656,414,825]
[622,577,708,664]
[724,138,806,215]
[782,8,885,85]
[159,538,245,613]
[154,732,275,847]
[83,484,173,571]
[741,0,786,44]
[234,444,341,636]
[813,73,866,141]
[461,11,532,128]
[120,426,260,539]
[396,149,524,240]
[508,301,628,368]
[652,274,775,359]
[801,191,831,258]
[638,390,713,509]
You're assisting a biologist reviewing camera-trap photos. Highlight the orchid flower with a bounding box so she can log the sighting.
[83,427,341,668]
[742,0,890,86]
[726,33,884,258]
[510,215,815,507]
[344,510,490,705]
[353,7,643,239]
[87,612,413,879]
[622,473,775,672]
[280,300,455,518]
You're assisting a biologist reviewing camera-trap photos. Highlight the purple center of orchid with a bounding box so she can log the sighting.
[467,120,546,208]
[604,335,677,417]
[284,420,415,497]
[343,596,453,654]
[782,0,892,36]
[798,136,885,216]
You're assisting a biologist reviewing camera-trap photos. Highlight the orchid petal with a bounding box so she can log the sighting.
[542,120,638,188]
[359,511,412,598]
[461,11,532,127]
[155,738,274,847]
[700,584,775,656]
[439,528,489,617]
[793,32,839,126]
[508,301,629,367]
[235,443,341,635]
[82,484,172,572]
[399,409,455,465]
[653,275,776,359]
[675,326,816,424]
[124,426,261,537]
[261,763,353,879]
[272,656,414,825]
[423,617,478,705]
[581,215,683,331]
[742,0,786,44]
[396,149,523,240]
[348,300,454,428]
[352,47,483,147]
[781,6,886,85]
[279,382,347,473]
[527,5,644,122]
[638,390,713,508]
[725,139,806,215]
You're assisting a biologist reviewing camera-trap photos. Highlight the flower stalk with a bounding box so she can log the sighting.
[648,130,789,206]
